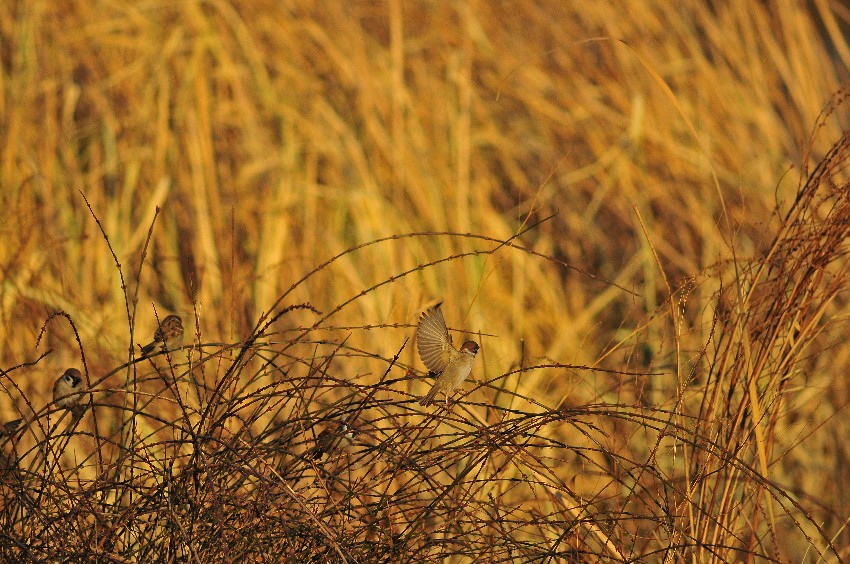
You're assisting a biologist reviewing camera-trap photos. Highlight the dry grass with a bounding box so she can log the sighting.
[1,1,850,561]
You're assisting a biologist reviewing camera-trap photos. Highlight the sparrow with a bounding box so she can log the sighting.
[140,314,184,356]
[416,302,479,407]
[307,418,356,460]
[0,418,24,438]
[52,368,87,418]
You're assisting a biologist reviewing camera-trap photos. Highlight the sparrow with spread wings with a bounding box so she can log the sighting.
[416,303,479,407]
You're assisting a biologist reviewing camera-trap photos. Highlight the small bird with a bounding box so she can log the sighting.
[140,314,184,356]
[52,368,86,418]
[416,302,479,407]
[307,419,356,460]
[0,418,24,438]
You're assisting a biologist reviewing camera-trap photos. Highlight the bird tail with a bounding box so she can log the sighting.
[418,385,439,406]
[140,342,156,356]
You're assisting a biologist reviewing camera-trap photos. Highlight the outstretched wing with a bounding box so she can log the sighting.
[416,304,455,373]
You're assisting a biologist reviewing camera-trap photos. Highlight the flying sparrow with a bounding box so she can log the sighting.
[140,314,184,356]
[416,302,480,407]
[52,368,87,418]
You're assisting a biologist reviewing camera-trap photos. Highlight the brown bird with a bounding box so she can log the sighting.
[416,303,479,407]
[140,314,184,356]
[0,418,24,438]
[52,368,87,419]
[307,419,356,460]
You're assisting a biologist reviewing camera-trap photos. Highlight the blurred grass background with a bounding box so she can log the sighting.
[2,0,850,560]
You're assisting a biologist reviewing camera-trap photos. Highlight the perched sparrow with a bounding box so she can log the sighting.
[52,368,86,418]
[0,418,24,438]
[140,314,184,356]
[416,302,479,407]
[307,419,356,460]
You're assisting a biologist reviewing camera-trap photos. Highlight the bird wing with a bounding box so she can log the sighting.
[153,322,165,342]
[154,315,178,341]
[416,304,455,373]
